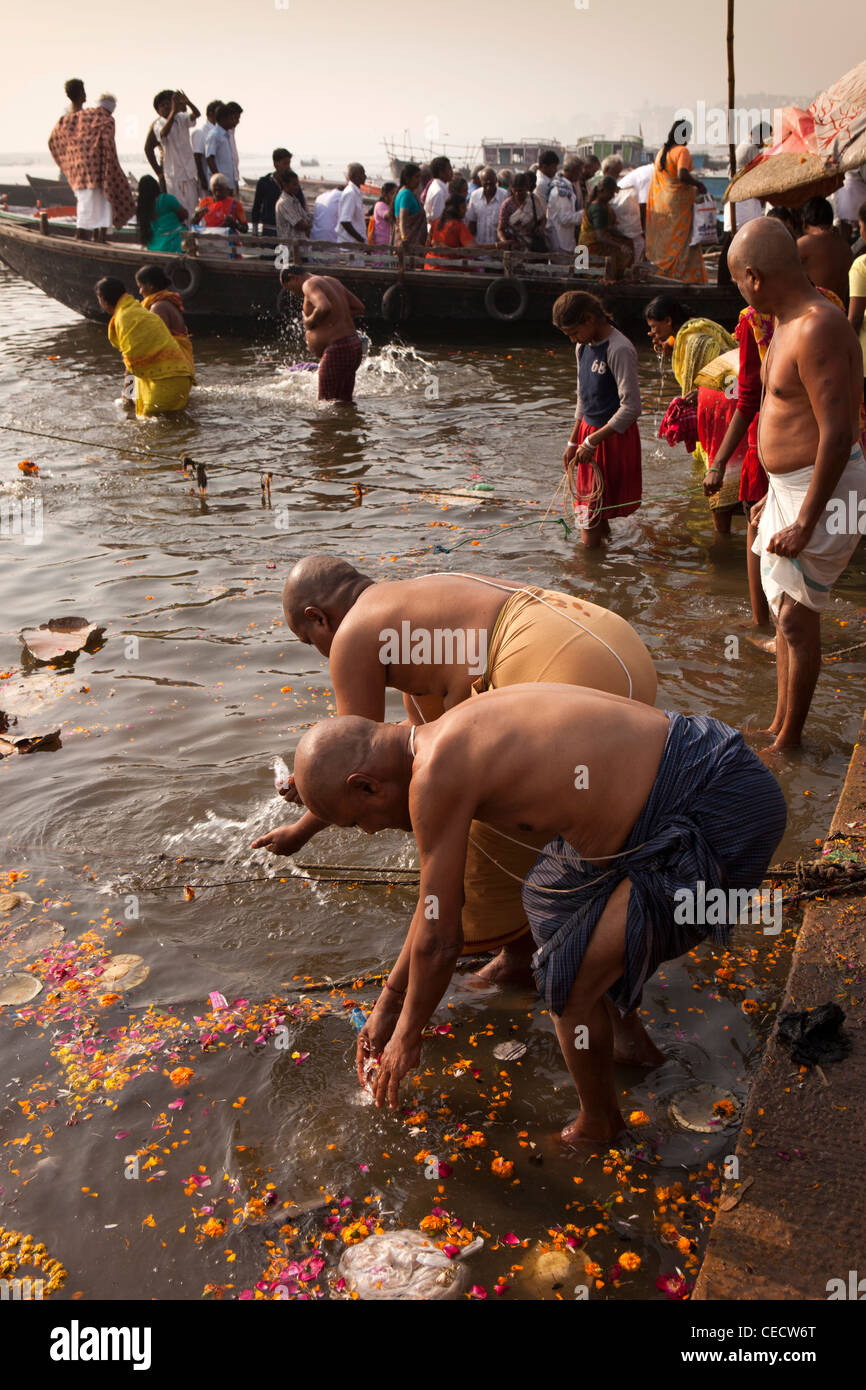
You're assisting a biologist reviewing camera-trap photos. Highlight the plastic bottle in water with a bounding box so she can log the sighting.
[348,1007,367,1031]
[273,756,291,794]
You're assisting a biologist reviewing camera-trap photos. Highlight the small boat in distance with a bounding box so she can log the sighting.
[299,158,320,167]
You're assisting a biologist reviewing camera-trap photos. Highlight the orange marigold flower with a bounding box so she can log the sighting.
[169,1067,195,1086]
[619,1251,641,1272]
[627,1110,650,1126]
[419,1214,446,1232]
[201,1218,226,1238]
[463,1131,486,1148]
[491,1157,514,1179]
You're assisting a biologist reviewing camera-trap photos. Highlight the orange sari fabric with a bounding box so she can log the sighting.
[646,145,706,284]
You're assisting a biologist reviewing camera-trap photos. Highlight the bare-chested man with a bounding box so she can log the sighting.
[278,267,364,402]
[728,217,866,752]
[797,196,853,306]
[252,557,656,988]
[291,687,786,1144]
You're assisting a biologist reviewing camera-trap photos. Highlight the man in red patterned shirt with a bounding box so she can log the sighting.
[49,79,134,242]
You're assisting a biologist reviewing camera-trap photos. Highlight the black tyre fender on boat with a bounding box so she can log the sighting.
[169,257,202,302]
[382,283,410,322]
[484,276,528,322]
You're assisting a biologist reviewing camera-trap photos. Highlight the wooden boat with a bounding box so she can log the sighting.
[0,213,744,336]
[27,175,75,197]
[1,181,73,208]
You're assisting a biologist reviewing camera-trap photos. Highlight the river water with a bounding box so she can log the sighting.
[1,265,864,1301]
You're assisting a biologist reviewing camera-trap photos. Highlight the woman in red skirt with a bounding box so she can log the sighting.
[553,291,642,548]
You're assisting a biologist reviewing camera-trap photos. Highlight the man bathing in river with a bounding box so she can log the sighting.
[291,687,786,1144]
[279,267,364,402]
[728,218,866,752]
[252,557,657,989]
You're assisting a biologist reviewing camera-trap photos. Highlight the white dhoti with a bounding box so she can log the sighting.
[165,175,198,219]
[74,187,112,229]
[753,444,866,615]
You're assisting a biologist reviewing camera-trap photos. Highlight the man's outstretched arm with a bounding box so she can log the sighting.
[372,789,471,1107]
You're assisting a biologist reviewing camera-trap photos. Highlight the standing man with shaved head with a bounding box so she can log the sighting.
[727,217,866,751]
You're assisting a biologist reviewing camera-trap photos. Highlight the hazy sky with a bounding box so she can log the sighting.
[2,0,859,166]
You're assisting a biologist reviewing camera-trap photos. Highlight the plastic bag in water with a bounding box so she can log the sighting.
[273,756,291,794]
[336,1230,483,1300]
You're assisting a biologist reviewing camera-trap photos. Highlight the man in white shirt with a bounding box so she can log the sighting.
[466,166,507,244]
[547,156,583,253]
[311,186,342,242]
[534,149,561,206]
[423,155,453,229]
[148,90,201,215]
[205,105,238,189]
[192,100,220,193]
[337,163,367,245]
[618,162,652,205]
[618,162,653,246]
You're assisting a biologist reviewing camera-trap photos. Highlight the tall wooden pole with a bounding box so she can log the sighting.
[727,0,737,232]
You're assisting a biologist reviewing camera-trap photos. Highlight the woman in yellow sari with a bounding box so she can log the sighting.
[96,276,194,417]
[645,294,741,531]
[646,119,707,284]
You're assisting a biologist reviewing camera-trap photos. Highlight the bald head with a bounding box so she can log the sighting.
[282,555,371,651]
[293,715,411,831]
[727,215,810,312]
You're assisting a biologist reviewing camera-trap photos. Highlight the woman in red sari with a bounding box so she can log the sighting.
[425,194,477,270]
[193,173,247,250]
[646,119,707,284]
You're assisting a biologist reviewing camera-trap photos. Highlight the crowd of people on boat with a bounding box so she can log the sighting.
[45,79,866,296]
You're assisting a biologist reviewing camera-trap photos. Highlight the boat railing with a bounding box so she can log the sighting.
[185,229,614,282]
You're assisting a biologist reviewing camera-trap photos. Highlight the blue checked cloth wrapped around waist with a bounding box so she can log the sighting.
[523,712,787,1015]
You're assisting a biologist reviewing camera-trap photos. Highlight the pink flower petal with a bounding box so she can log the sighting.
[501,1233,520,1246]
[469,1284,487,1299]
[209,991,228,1011]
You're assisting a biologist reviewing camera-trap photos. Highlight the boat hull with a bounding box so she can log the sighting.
[0,218,744,336]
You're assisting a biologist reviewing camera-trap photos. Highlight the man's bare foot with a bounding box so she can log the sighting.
[765,735,802,755]
[472,935,535,988]
[612,1012,666,1067]
[745,634,776,655]
[560,1110,626,1150]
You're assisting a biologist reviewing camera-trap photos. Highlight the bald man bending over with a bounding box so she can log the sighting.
[728,218,866,751]
[253,557,657,991]
[292,688,786,1144]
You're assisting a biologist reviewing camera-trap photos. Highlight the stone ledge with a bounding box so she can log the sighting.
[693,721,866,1301]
